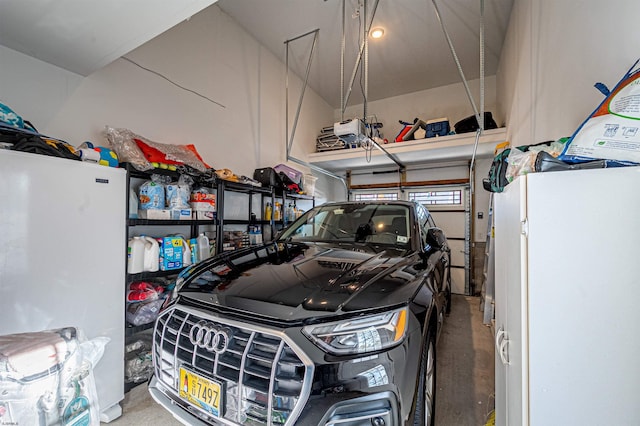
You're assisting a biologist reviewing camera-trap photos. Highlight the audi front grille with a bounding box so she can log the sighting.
[153,305,313,425]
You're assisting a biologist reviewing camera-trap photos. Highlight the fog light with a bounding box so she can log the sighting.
[323,393,395,426]
[371,417,385,426]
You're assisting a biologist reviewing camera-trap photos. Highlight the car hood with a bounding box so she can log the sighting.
[178,241,426,321]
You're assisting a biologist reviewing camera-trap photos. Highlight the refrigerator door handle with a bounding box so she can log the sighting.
[495,327,510,365]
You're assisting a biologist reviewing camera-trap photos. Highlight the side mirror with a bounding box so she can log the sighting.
[425,227,447,251]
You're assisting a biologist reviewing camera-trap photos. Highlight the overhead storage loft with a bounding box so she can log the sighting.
[308,127,507,171]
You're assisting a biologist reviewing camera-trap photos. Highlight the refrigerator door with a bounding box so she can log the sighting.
[494,175,528,426]
[0,150,126,421]
[526,167,640,425]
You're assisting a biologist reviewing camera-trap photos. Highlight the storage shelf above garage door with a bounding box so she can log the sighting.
[308,128,507,171]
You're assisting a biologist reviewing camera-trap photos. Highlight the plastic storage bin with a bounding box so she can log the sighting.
[302,174,317,196]
[274,164,303,184]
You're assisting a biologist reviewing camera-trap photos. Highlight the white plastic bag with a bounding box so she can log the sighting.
[560,58,640,164]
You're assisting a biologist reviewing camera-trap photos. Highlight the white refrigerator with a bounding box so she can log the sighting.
[0,149,126,422]
[494,166,640,426]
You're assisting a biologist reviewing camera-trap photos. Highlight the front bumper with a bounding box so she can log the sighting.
[151,304,422,425]
[149,375,212,426]
[150,374,399,426]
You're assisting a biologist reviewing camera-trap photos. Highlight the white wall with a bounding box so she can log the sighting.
[0,5,333,185]
[0,46,84,130]
[497,0,640,148]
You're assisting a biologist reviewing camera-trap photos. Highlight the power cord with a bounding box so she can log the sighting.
[122,57,226,109]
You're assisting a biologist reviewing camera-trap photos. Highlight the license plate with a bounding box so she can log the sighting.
[179,367,224,417]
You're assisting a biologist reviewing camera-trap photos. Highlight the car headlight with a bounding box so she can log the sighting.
[302,307,408,356]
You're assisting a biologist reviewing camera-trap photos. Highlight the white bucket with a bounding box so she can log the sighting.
[127,237,145,274]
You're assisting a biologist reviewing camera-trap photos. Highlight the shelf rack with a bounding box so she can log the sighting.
[308,128,507,171]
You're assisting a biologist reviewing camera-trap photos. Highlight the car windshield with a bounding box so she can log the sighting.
[279,203,412,246]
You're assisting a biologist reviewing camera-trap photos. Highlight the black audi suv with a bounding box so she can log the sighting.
[149,200,451,426]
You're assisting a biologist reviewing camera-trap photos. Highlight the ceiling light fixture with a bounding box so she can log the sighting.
[370,27,384,39]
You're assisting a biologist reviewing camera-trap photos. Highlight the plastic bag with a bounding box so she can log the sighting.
[167,174,193,210]
[105,126,210,172]
[104,126,153,171]
[560,58,640,164]
[126,299,164,326]
[133,134,209,172]
[139,174,170,210]
[506,149,537,182]
[526,139,567,157]
[506,139,569,183]
[190,187,216,211]
[0,327,105,426]
[127,281,164,302]
[125,334,153,384]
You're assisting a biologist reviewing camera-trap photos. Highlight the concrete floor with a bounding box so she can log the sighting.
[435,295,495,426]
[109,295,494,426]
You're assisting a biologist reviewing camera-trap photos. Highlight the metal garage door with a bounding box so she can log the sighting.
[408,186,470,295]
[353,186,471,295]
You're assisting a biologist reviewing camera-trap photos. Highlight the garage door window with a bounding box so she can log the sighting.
[408,190,462,206]
[352,192,398,201]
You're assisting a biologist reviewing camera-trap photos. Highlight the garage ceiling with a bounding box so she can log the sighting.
[0,0,513,111]
[0,0,219,76]
[217,0,514,109]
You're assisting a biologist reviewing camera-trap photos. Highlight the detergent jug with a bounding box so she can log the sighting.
[127,236,145,273]
[143,236,160,272]
[189,238,198,264]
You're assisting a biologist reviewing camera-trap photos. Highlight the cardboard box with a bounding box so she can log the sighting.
[193,211,216,220]
[191,201,216,212]
[170,208,192,220]
[138,209,171,220]
[158,237,183,271]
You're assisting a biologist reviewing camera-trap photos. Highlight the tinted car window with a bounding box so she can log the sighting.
[415,203,433,249]
[281,203,412,246]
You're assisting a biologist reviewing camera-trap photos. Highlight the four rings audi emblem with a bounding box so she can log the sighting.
[189,321,233,354]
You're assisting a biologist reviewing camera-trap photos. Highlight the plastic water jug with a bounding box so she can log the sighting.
[197,233,210,262]
[127,236,145,273]
[143,236,159,272]
[129,189,139,219]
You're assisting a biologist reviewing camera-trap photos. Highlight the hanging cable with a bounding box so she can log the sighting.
[340,0,346,121]
[341,0,380,116]
[479,0,485,132]
[122,57,226,109]
[363,0,369,123]
[284,28,348,198]
[285,29,319,157]
[469,0,486,196]
[431,0,480,125]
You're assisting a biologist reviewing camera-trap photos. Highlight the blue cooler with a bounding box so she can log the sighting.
[426,118,450,138]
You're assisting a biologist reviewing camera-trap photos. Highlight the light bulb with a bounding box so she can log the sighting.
[370,28,384,39]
